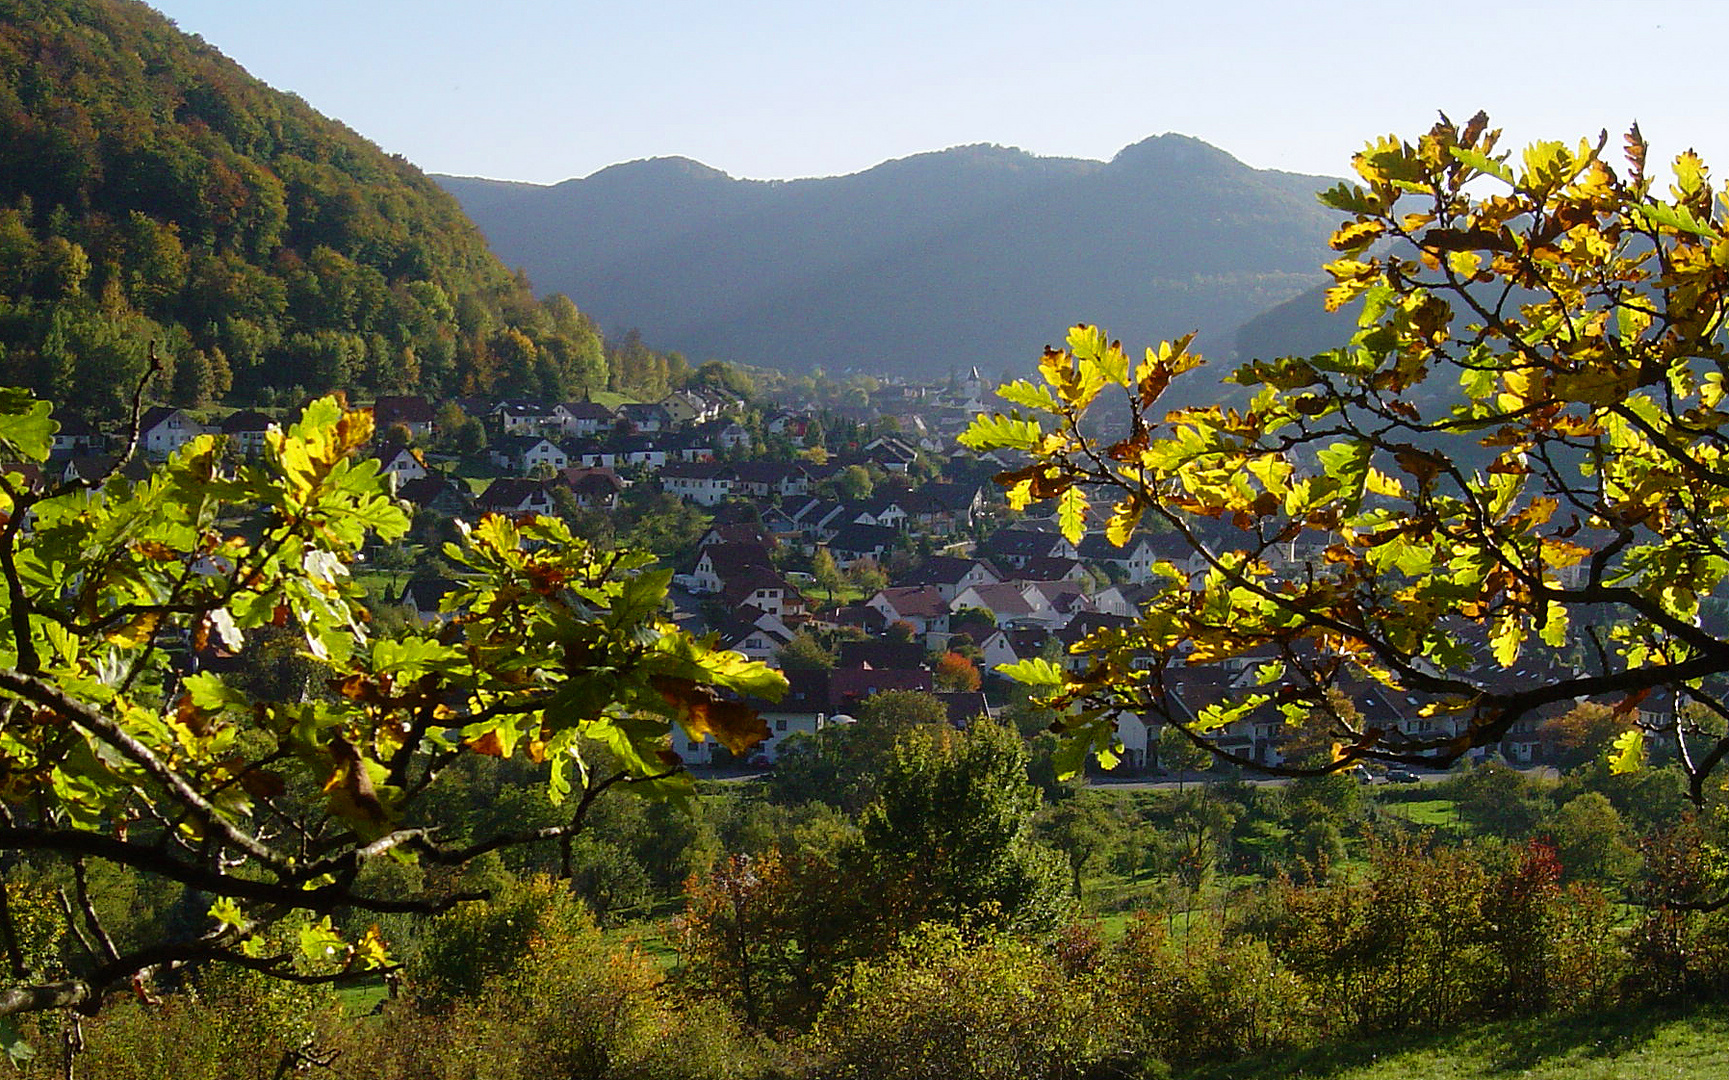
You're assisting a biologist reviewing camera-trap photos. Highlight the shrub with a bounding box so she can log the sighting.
[809,924,1109,1080]
[1104,914,1317,1067]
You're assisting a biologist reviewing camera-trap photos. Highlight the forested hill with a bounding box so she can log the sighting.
[437,138,1345,380]
[0,0,612,417]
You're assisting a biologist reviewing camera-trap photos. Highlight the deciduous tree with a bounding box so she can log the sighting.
[0,385,783,1018]
[965,114,1729,810]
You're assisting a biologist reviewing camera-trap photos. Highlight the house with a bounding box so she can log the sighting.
[866,586,951,643]
[700,522,776,550]
[918,482,987,532]
[48,415,100,459]
[686,542,775,595]
[660,462,733,506]
[825,523,898,567]
[1017,557,1089,584]
[372,396,437,440]
[219,410,274,457]
[861,435,919,472]
[396,477,472,517]
[950,581,1082,630]
[617,402,671,432]
[836,639,926,671]
[664,431,718,463]
[714,421,752,451]
[720,566,804,620]
[475,478,555,516]
[489,435,568,474]
[764,411,811,441]
[1078,534,1160,584]
[787,497,847,540]
[551,401,615,437]
[895,556,1000,603]
[555,466,624,510]
[138,407,204,459]
[727,462,810,500]
[373,445,428,490]
[60,454,149,487]
[1022,580,1097,625]
[661,390,727,428]
[980,527,1080,570]
[565,439,617,469]
[615,434,668,469]
[399,578,460,623]
[496,403,549,435]
[712,607,797,665]
[845,496,909,530]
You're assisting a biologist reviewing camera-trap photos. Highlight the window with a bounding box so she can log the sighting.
[776,719,788,732]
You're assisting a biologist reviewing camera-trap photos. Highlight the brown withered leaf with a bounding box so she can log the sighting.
[1393,449,1443,484]
[323,735,389,828]
[330,672,397,707]
[1420,226,1515,254]
[1138,368,1172,408]
[238,768,287,800]
[1027,471,1070,500]
[651,675,770,756]
[1611,688,1652,717]
[135,540,178,562]
[1461,111,1489,147]
[174,693,220,738]
[991,463,1043,491]
[467,729,506,757]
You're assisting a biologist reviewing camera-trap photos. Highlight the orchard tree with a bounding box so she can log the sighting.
[0,382,784,1019]
[965,113,1729,806]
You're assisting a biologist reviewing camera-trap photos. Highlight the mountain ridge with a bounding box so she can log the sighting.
[436,135,1347,379]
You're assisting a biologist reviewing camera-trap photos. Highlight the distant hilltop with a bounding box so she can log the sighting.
[437,136,1347,381]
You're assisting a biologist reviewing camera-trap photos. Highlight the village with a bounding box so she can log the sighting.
[33,366,1623,778]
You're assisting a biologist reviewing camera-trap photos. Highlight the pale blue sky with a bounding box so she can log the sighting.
[148,0,1729,185]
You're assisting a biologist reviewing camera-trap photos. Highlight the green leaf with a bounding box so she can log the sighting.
[996,658,1065,687]
[0,388,56,463]
[372,637,463,677]
[957,413,1044,452]
[1635,200,1721,240]
[1067,324,1109,361]
[0,1018,33,1068]
[1448,145,1515,185]
[1052,732,1089,782]
[1490,616,1524,667]
[1057,486,1088,545]
[1316,440,1371,509]
[299,917,347,966]
[994,379,1063,412]
[1608,727,1646,775]
[208,896,246,929]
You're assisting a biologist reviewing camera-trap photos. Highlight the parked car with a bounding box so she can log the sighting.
[1387,768,1421,784]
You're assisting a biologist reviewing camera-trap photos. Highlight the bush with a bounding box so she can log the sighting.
[809,924,1110,1080]
[348,876,763,1080]
[27,969,341,1080]
[1104,914,1317,1067]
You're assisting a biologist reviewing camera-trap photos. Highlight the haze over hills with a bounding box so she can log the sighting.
[438,139,1347,381]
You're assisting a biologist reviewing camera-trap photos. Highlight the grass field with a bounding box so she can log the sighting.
[1384,798,1461,830]
[1181,1004,1729,1080]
